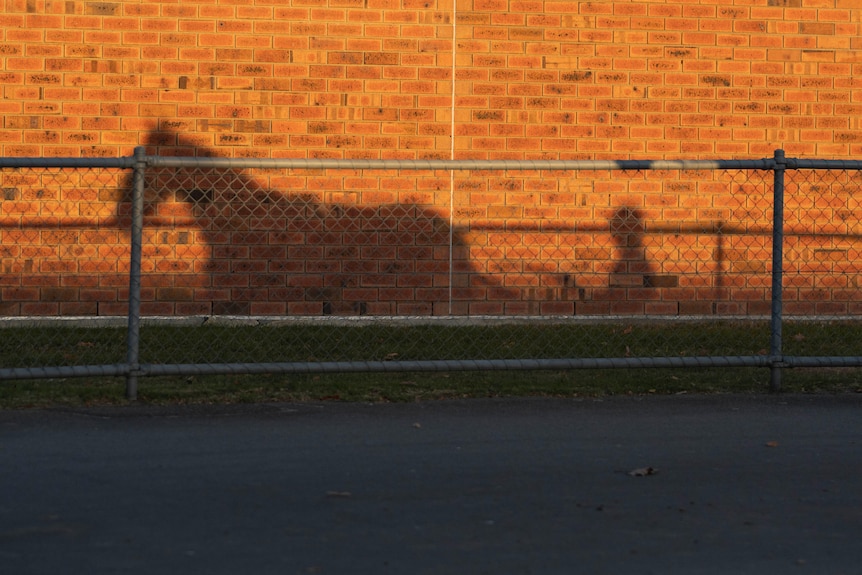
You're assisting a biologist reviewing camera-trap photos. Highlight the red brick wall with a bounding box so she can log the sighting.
[1,0,861,316]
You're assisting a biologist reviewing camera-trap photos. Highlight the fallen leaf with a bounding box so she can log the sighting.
[765,441,779,448]
[628,466,658,477]
[325,491,352,498]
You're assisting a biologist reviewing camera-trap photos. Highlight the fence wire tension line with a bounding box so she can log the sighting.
[1,148,862,400]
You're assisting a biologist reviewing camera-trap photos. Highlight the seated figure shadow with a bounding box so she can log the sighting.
[608,206,656,288]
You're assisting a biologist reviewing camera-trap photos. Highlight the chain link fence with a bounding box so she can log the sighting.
[782,167,862,360]
[0,161,132,374]
[1,151,861,398]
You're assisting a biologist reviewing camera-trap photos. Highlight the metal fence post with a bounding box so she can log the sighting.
[125,146,147,401]
[769,149,787,392]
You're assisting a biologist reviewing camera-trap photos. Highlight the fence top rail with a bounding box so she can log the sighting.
[145,155,774,171]
[787,158,862,170]
[0,156,136,169]
[4,151,861,172]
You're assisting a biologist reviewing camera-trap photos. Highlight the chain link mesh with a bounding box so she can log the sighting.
[1,161,861,373]
[0,166,130,367]
[136,165,776,365]
[783,169,862,357]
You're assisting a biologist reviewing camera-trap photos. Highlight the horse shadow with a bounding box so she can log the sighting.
[125,130,491,317]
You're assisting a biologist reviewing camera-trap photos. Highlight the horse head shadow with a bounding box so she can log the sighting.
[125,129,494,317]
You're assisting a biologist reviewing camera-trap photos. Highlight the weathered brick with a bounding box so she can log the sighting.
[0,0,860,316]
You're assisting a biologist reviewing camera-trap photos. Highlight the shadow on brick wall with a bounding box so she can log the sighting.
[129,131,492,316]
[1,132,774,318]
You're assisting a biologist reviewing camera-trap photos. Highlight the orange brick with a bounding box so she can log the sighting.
[2,0,861,316]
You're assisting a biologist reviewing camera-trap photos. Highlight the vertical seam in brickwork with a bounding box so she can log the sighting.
[448,0,458,315]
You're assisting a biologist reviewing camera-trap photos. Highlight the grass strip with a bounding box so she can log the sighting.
[0,320,860,408]
[2,366,860,409]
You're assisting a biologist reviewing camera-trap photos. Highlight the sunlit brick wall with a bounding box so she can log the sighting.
[1,0,861,316]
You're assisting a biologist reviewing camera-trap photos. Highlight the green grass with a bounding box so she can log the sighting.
[1,367,860,409]
[1,319,861,408]
[0,320,778,367]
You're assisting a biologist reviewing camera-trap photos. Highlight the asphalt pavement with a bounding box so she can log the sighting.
[2,394,861,574]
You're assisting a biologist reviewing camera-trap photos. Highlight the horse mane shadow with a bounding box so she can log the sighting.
[126,129,494,317]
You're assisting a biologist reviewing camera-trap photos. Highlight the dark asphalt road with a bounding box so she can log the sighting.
[2,394,861,574]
